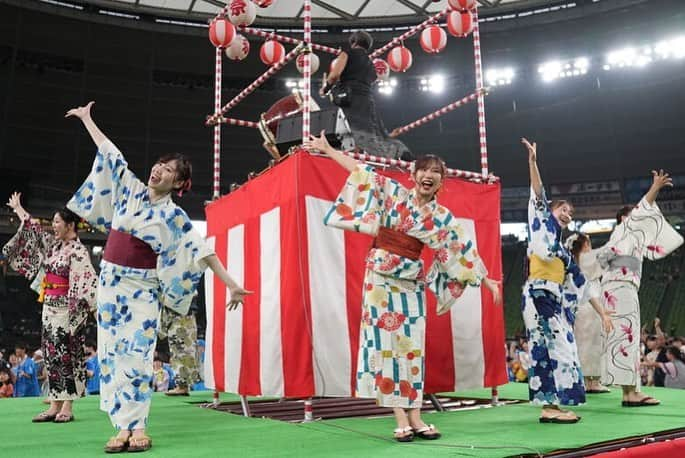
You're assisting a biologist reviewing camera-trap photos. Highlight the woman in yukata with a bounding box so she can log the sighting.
[520,138,590,424]
[65,101,251,453]
[3,202,96,423]
[303,131,501,443]
[565,232,613,394]
[599,169,682,407]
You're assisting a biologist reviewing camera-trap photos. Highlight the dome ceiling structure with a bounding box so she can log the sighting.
[73,0,577,27]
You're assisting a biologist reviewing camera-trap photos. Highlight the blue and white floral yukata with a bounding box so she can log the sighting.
[325,165,488,408]
[68,140,212,431]
[522,187,587,406]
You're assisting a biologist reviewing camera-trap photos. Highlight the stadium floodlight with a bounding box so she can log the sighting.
[539,57,591,81]
[538,60,562,82]
[418,74,444,93]
[428,74,445,93]
[485,67,515,86]
[377,78,395,96]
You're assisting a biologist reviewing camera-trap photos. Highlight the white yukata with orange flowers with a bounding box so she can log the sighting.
[324,165,488,408]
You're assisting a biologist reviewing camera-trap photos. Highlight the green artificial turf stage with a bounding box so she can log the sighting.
[2,383,684,458]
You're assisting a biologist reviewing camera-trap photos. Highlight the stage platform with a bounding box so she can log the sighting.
[3,383,685,457]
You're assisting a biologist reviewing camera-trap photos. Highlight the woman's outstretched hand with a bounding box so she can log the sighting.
[227,286,253,311]
[6,191,29,221]
[302,130,333,154]
[483,277,502,305]
[650,169,673,191]
[521,137,537,162]
[65,101,95,120]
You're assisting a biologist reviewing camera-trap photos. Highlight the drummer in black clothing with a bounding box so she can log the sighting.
[320,31,411,159]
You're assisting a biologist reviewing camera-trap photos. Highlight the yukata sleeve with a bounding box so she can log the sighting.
[1,217,55,281]
[625,198,684,260]
[67,140,144,233]
[66,243,98,333]
[157,207,214,315]
[527,186,560,260]
[323,164,401,236]
[425,213,488,315]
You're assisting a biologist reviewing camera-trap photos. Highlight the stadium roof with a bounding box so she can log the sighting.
[74,0,578,26]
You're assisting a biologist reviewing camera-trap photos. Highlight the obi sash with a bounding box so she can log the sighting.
[528,254,565,285]
[372,226,424,261]
[103,229,157,269]
[608,255,641,274]
[39,272,69,303]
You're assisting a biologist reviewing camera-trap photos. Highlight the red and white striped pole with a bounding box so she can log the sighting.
[471,7,489,178]
[207,44,303,123]
[340,150,493,181]
[212,46,222,199]
[391,90,481,136]
[303,399,313,422]
[302,0,312,141]
[214,117,259,129]
[240,27,340,56]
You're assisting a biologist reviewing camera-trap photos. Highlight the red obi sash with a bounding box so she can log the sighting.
[39,272,69,303]
[103,229,157,269]
[372,227,424,261]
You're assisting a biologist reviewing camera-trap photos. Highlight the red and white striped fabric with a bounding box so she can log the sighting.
[420,25,447,54]
[447,11,475,37]
[208,17,235,48]
[259,40,285,66]
[387,46,413,72]
[204,152,507,397]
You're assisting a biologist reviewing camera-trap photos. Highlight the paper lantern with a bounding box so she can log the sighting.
[447,11,475,37]
[373,58,390,81]
[296,53,320,75]
[448,0,476,11]
[260,40,285,66]
[225,34,250,61]
[208,17,236,48]
[228,0,257,27]
[254,0,274,7]
[387,46,413,73]
[419,25,447,54]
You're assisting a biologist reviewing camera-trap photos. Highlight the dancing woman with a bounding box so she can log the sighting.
[65,101,251,453]
[599,170,683,407]
[303,132,500,442]
[566,233,613,393]
[520,138,588,424]
[3,197,97,422]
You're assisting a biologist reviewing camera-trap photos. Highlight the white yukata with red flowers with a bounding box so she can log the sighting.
[599,197,683,387]
[324,165,488,408]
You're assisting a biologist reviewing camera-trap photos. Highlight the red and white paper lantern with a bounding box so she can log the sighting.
[254,0,274,7]
[260,40,285,66]
[225,34,250,61]
[296,52,320,74]
[373,58,390,81]
[448,0,476,11]
[228,0,257,27]
[447,11,475,37]
[387,46,413,73]
[420,25,447,54]
[208,17,236,48]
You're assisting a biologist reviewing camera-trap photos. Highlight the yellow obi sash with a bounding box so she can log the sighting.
[528,254,565,285]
